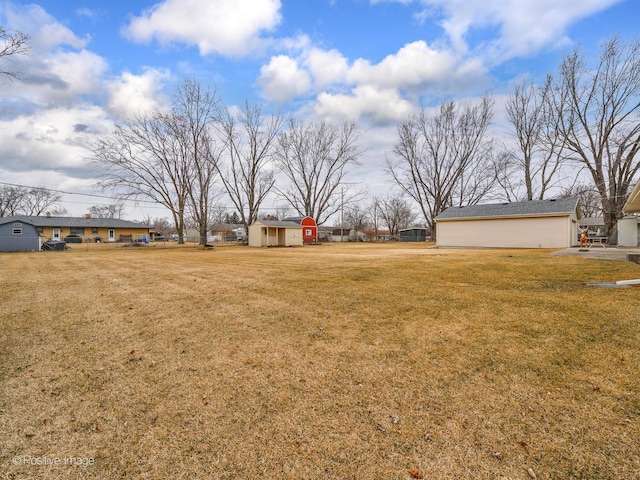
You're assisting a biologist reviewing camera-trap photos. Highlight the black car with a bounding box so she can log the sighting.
[63,234,83,243]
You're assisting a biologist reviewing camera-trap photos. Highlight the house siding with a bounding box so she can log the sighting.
[39,226,149,243]
[437,216,577,248]
[0,221,40,252]
[248,220,303,247]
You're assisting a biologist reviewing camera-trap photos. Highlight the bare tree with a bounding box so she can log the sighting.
[88,203,125,219]
[0,185,24,216]
[149,217,175,237]
[274,119,362,225]
[345,203,370,238]
[559,183,603,217]
[553,37,640,238]
[92,79,221,245]
[387,96,495,236]
[92,112,190,243]
[173,79,224,245]
[0,26,30,81]
[378,195,417,236]
[20,187,62,215]
[504,77,567,200]
[366,197,383,241]
[216,101,281,234]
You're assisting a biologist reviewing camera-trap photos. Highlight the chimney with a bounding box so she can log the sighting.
[85,213,91,218]
[46,212,51,217]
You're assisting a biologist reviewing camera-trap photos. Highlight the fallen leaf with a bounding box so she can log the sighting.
[408,469,424,479]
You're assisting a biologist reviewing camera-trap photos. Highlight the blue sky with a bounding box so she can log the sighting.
[0,0,637,219]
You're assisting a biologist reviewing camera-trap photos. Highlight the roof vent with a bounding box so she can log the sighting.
[549,199,556,202]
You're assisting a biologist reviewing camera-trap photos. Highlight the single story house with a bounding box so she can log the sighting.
[0,215,150,248]
[435,197,580,248]
[283,216,318,243]
[399,227,428,242]
[248,219,303,247]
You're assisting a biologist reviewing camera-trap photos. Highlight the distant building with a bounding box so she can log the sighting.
[283,216,318,243]
[399,227,428,242]
[0,215,150,251]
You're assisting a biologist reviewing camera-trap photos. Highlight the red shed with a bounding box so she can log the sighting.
[283,216,317,243]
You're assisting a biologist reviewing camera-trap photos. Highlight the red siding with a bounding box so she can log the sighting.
[300,217,317,243]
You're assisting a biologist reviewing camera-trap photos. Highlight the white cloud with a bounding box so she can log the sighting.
[315,85,415,124]
[106,69,171,120]
[413,0,622,61]
[258,55,311,103]
[3,3,89,52]
[122,0,282,57]
[347,41,460,92]
[0,106,113,174]
[305,48,349,88]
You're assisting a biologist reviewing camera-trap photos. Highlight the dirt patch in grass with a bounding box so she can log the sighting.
[1,243,639,479]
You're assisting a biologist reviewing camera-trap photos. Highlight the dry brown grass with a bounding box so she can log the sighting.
[1,243,639,479]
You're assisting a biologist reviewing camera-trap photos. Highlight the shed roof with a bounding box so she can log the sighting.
[578,217,604,227]
[0,215,149,229]
[435,197,579,221]
[252,219,302,228]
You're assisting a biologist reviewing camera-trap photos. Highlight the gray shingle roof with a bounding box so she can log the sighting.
[435,197,579,220]
[0,215,149,229]
[253,219,302,228]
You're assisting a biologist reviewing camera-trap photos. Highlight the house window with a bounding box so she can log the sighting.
[12,228,22,235]
[70,227,85,235]
[91,227,98,234]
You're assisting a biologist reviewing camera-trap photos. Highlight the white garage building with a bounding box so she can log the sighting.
[435,198,580,248]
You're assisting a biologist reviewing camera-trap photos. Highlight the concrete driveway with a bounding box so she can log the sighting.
[551,246,640,262]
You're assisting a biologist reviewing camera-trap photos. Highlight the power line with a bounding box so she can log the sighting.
[0,181,159,204]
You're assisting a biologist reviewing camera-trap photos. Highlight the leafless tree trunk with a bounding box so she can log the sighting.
[377,195,417,237]
[387,96,495,237]
[503,77,567,200]
[0,26,29,81]
[172,79,224,246]
[553,37,640,239]
[274,119,362,225]
[216,101,281,234]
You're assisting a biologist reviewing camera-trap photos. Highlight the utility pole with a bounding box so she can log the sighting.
[340,187,344,242]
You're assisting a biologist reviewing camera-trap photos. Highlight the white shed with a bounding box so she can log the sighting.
[435,198,580,248]
[248,220,303,247]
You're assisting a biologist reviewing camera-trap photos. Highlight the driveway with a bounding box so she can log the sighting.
[551,246,640,262]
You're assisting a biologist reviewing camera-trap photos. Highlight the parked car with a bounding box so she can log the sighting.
[63,234,82,243]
